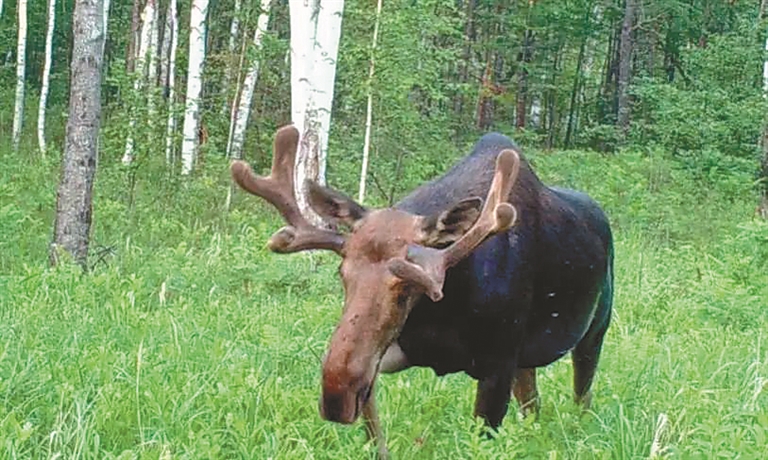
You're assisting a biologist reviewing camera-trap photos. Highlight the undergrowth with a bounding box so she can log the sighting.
[1,141,767,459]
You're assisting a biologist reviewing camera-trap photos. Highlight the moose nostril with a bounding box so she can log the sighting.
[321,392,345,422]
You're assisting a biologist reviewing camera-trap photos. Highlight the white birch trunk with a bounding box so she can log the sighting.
[38,0,56,155]
[123,0,157,164]
[358,0,382,204]
[531,96,542,129]
[290,0,344,223]
[159,0,173,89]
[222,0,242,114]
[12,0,28,152]
[0,1,3,19]
[763,35,768,95]
[225,31,249,157]
[147,0,159,85]
[180,0,210,175]
[165,0,179,164]
[228,0,272,160]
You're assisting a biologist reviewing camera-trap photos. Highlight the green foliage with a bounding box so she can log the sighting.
[2,138,768,458]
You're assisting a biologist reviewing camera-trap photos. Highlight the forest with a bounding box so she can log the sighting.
[1,0,768,458]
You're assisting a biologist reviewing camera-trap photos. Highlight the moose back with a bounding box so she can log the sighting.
[231,126,613,458]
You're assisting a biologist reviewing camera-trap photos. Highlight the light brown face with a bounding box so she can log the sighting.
[319,210,425,424]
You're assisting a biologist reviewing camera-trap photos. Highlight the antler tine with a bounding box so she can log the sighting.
[440,149,520,268]
[231,125,309,229]
[231,125,345,254]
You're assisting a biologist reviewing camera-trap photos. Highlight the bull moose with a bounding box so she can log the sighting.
[231,126,614,458]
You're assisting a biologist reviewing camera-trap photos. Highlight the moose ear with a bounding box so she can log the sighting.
[306,181,368,228]
[419,197,483,248]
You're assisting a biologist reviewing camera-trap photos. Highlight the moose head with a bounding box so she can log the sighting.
[231,125,520,424]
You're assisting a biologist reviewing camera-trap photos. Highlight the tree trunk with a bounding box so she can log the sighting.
[159,0,173,90]
[127,0,142,73]
[180,0,210,175]
[358,0,383,204]
[123,0,157,164]
[290,0,345,224]
[476,56,495,131]
[222,0,243,115]
[565,7,591,148]
[516,29,533,129]
[454,0,476,120]
[617,0,636,138]
[146,0,159,85]
[227,0,272,160]
[12,0,28,152]
[51,0,106,268]
[759,0,768,219]
[164,0,178,164]
[545,44,561,149]
[38,0,56,156]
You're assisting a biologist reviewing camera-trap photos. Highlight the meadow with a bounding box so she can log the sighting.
[1,141,767,459]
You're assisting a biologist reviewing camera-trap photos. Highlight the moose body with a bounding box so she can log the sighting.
[390,133,613,427]
[232,127,613,458]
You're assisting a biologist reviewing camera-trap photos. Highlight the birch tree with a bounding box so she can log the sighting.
[227,0,272,160]
[357,0,382,204]
[180,0,210,175]
[37,0,56,155]
[51,0,106,267]
[159,0,174,89]
[123,0,157,164]
[222,0,242,114]
[12,0,28,152]
[165,0,179,164]
[289,0,345,223]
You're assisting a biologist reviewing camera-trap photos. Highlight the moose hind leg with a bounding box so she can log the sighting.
[474,371,514,430]
[572,297,612,409]
[511,367,540,418]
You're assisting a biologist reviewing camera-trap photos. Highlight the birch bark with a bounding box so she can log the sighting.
[180,0,210,175]
[222,0,242,114]
[165,0,179,164]
[123,0,157,164]
[290,0,345,224]
[38,0,57,155]
[12,0,28,152]
[228,0,272,160]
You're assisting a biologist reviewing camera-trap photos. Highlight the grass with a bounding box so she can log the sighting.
[1,140,767,459]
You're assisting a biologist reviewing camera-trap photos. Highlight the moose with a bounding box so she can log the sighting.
[231,126,614,458]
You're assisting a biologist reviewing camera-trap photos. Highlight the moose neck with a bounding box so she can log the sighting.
[396,133,542,217]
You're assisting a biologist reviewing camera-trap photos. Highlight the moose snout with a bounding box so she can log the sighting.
[320,382,371,424]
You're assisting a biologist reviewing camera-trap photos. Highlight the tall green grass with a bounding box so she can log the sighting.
[1,144,766,459]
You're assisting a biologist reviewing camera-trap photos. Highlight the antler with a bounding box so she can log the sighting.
[231,125,346,254]
[387,149,521,301]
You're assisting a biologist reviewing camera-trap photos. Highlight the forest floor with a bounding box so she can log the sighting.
[1,143,767,459]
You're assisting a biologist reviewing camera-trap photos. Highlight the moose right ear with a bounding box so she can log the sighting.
[419,197,484,248]
[306,181,368,228]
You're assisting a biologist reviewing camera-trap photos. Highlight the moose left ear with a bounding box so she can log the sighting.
[419,197,483,248]
[306,181,368,228]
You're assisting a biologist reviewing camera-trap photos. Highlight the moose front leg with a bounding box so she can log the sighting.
[362,389,389,460]
[474,371,514,430]
[362,342,409,460]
